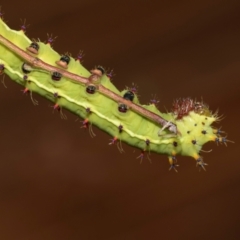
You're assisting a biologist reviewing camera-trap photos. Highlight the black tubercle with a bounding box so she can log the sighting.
[192,140,197,145]
[60,55,70,65]
[52,72,62,81]
[26,42,39,54]
[118,104,128,113]
[96,66,105,75]
[53,92,59,98]
[173,141,178,147]
[22,63,32,74]
[118,125,123,133]
[86,85,96,94]
[30,42,39,51]
[86,107,91,113]
[123,91,134,101]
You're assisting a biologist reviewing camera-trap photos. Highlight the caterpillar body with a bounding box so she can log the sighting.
[0,15,230,171]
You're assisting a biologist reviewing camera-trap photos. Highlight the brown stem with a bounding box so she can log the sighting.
[0,34,177,134]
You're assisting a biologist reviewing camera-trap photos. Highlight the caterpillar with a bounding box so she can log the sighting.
[0,12,231,171]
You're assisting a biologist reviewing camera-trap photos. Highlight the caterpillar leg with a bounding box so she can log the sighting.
[109,137,124,153]
[81,119,95,138]
[1,74,7,88]
[51,104,67,120]
[136,150,151,164]
[215,136,234,146]
[21,87,38,106]
[29,91,38,106]
[195,156,208,171]
[168,156,179,172]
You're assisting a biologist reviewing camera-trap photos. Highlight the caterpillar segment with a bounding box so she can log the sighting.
[0,14,231,171]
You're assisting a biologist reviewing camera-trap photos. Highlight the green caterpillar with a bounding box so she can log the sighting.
[0,14,231,171]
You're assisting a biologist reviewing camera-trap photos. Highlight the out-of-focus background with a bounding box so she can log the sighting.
[0,0,239,239]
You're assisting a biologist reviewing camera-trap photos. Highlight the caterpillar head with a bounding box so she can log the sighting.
[172,98,229,168]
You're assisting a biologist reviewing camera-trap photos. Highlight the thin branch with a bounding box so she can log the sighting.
[0,34,178,134]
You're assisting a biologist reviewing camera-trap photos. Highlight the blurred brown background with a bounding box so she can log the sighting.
[0,0,239,239]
